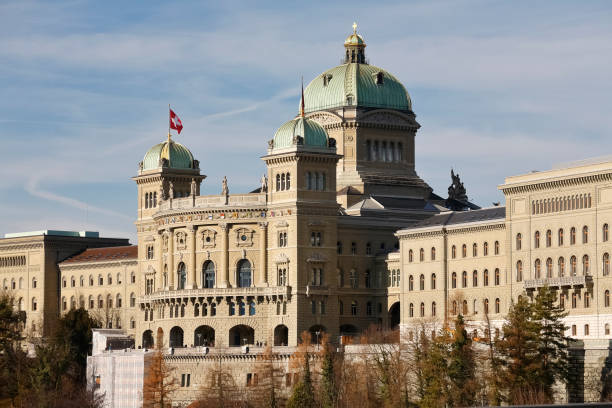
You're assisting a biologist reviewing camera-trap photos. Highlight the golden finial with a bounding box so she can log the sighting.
[352,22,357,34]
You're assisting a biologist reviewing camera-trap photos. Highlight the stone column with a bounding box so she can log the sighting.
[157,231,164,291]
[188,225,197,289]
[219,223,229,288]
[168,228,174,290]
[258,222,268,286]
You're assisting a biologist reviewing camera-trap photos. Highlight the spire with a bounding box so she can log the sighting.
[300,76,305,117]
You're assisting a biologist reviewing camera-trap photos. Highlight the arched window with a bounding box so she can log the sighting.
[88,295,94,309]
[276,174,281,191]
[495,268,500,285]
[494,241,500,255]
[534,231,540,249]
[281,173,285,191]
[97,295,103,309]
[604,253,610,276]
[351,301,358,316]
[560,293,565,309]
[606,290,610,307]
[237,259,252,288]
[116,294,122,308]
[559,228,564,246]
[571,256,577,276]
[584,292,591,308]
[495,298,500,314]
[472,243,477,257]
[484,269,489,286]
[472,270,478,287]
[202,261,215,288]
[408,275,414,291]
[535,259,541,279]
[431,302,436,317]
[546,258,553,277]
[462,300,468,315]
[420,302,425,317]
[431,247,436,260]
[516,233,522,250]
[606,324,610,336]
[483,242,489,256]
[130,293,136,307]
[452,301,457,315]
[286,173,291,190]
[484,298,489,314]
[419,274,425,290]
[462,271,467,288]
[409,303,414,318]
[32,297,37,311]
[419,248,424,262]
[408,249,413,262]
[604,224,609,242]
[546,230,552,247]
[431,273,436,290]
[451,245,456,259]
[583,255,590,275]
[571,227,576,245]
[451,272,457,289]
[583,226,589,244]
[145,192,149,209]
[177,262,186,290]
[559,257,565,277]
[89,275,94,286]
[516,261,523,282]
[462,244,467,258]
[572,293,577,308]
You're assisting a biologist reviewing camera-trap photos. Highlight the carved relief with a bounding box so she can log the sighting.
[360,111,412,127]
[235,227,255,247]
[176,231,187,250]
[201,229,217,248]
[162,234,168,251]
[307,112,343,126]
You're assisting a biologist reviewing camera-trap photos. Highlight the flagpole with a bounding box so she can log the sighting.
[168,104,171,143]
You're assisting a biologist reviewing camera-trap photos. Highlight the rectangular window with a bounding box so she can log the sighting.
[572,325,577,336]
[310,232,323,247]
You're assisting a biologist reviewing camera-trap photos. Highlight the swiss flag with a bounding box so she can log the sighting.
[169,109,183,134]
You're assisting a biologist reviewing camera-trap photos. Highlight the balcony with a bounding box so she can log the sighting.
[140,285,291,304]
[524,275,592,290]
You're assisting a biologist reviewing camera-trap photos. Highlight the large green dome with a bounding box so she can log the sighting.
[142,139,195,171]
[303,63,412,113]
[273,116,329,150]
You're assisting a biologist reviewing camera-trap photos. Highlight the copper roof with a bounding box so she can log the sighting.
[61,245,137,264]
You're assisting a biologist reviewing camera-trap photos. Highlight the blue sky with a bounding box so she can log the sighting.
[1,0,611,243]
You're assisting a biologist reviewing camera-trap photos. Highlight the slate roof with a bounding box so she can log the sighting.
[410,206,506,229]
[61,245,137,264]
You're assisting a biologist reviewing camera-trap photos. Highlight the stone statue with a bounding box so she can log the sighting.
[447,169,468,202]
[191,178,196,197]
[138,161,143,171]
[260,174,268,193]
[159,184,165,202]
[221,176,228,195]
[169,182,175,199]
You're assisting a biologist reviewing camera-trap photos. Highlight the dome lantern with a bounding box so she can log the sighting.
[344,22,366,64]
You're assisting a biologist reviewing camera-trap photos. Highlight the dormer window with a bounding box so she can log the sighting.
[322,74,333,86]
[346,94,354,105]
[375,72,384,85]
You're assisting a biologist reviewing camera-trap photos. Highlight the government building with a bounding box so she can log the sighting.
[2,26,611,406]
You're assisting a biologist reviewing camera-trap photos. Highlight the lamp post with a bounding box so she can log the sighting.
[315,330,321,350]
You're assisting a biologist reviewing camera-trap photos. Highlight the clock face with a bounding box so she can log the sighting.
[241,234,247,242]
[205,236,211,243]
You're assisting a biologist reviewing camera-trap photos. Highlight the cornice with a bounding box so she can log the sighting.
[500,172,612,195]
[59,259,137,271]
[0,242,43,251]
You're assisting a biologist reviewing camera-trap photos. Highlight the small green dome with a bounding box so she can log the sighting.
[142,139,195,171]
[273,116,329,150]
[345,33,365,45]
[303,63,412,113]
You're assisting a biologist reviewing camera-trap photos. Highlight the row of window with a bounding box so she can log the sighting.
[61,272,136,288]
[338,268,377,289]
[449,269,502,289]
[388,269,400,287]
[275,173,291,191]
[305,172,326,191]
[0,255,26,268]
[408,298,503,318]
[514,253,608,281]
[365,140,403,162]
[518,224,609,250]
[532,193,592,215]
[62,293,138,311]
[338,300,382,316]
[144,192,157,209]
[409,241,501,262]
[157,259,250,291]
[337,241,394,255]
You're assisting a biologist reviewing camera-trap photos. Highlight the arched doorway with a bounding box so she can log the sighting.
[229,325,254,346]
[274,325,289,346]
[142,330,154,349]
[308,325,326,344]
[169,326,184,348]
[177,263,186,290]
[194,325,215,347]
[202,261,215,289]
[237,259,252,288]
[389,302,400,330]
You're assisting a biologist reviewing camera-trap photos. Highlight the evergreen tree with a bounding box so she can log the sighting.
[320,342,337,408]
[533,286,570,400]
[496,296,543,404]
[287,350,315,408]
[447,315,477,407]
[420,329,450,408]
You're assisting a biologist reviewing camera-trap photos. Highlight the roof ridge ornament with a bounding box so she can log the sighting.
[352,21,357,34]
